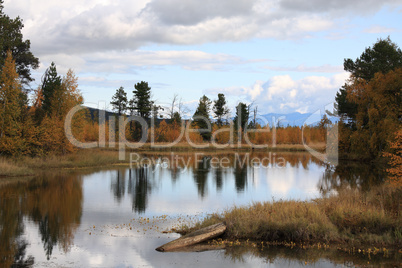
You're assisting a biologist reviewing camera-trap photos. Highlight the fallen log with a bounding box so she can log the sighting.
[166,243,226,252]
[155,222,226,252]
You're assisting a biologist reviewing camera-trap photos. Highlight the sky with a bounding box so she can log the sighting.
[4,0,402,117]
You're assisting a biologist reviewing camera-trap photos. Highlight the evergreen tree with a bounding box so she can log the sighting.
[131,81,152,119]
[41,62,62,116]
[213,93,229,126]
[110,86,128,115]
[335,37,402,122]
[233,102,249,132]
[0,1,39,86]
[192,95,212,141]
[344,37,402,81]
[334,85,358,124]
[172,111,182,125]
[130,81,152,141]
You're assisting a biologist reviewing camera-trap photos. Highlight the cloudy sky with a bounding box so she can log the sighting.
[4,0,402,116]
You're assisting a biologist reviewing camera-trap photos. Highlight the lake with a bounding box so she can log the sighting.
[0,152,397,267]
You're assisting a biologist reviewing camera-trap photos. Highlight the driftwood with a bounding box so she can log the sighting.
[155,223,226,252]
[166,243,226,252]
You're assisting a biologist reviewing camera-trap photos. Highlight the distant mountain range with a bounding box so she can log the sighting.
[258,112,338,127]
[85,107,338,127]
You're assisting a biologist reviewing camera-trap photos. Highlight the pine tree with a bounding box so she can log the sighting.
[0,0,39,86]
[192,95,212,140]
[213,93,229,126]
[110,86,128,115]
[131,81,152,119]
[233,102,249,131]
[41,62,62,116]
[130,81,152,141]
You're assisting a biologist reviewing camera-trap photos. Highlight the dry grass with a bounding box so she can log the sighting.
[96,141,326,152]
[18,148,128,169]
[0,158,34,177]
[185,185,401,247]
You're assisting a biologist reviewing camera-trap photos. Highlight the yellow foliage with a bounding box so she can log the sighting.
[384,129,402,186]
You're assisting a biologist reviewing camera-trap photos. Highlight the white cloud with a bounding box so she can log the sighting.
[264,64,343,73]
[5,0,398,56]
[37,50,261,75]
[364,25,396,33]
[241,72,349,114]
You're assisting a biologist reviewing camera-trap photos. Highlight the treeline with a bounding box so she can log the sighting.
[80,116,328,146]
[98,80,330,145]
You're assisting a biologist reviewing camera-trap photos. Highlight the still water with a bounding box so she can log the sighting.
[0,152,396,267]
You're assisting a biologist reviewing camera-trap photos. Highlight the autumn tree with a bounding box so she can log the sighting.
[383,129,402,186]
[335,38,402,160]
[110,86,128,115]
[213,93,229,126]
[36,67,85,154]
[347,68,401,159]
[0,51,23,154]
[0,0,39,86]
[192,95,212,141]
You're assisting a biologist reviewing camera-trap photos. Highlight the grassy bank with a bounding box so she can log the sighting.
[0,158,34,177]
[130,142,326,152]
[181,185,401,248]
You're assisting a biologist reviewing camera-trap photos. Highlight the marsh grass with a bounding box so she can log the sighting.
[18,149,128,169]
[0,158,34,177]
[129,142,326,152]
[185,185,401,247]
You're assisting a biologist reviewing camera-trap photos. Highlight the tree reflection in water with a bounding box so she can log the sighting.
[110,169,126,203]
[319,160,386,195]
[234,155,248,193]
[193,156,210,199]
[0,174,83,265]
[128,167,152,214]
[214,168,223,192]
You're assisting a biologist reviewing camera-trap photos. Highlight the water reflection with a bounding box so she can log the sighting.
[0,152,391,267]
[0,174,83,266]
[223,244,400,267]
[110,170,126,203]
[234,156,248,193]
[214,168,223,192]
[193,157,210,199]
[319,160,386,195]
[129,167,152,213]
